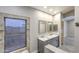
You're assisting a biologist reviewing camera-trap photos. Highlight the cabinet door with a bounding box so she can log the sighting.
[38,40,45,53]
[47,36,59,47]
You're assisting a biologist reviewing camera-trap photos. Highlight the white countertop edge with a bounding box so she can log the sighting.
[45,44,68,53]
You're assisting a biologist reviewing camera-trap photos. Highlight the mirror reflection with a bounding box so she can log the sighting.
[38,21,46,34]
[47,22,53,32]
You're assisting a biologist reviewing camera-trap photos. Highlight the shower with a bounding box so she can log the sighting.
[60,16,75,52]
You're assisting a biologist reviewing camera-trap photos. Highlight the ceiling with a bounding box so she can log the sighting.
[31,6,74,16]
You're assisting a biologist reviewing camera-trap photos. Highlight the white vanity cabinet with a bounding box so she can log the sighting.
[38,34,59,53]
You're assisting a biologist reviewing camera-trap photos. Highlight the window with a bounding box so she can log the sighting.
[4,17,26,53]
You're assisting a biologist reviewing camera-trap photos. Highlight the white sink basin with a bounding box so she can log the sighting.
[47,34,59,39]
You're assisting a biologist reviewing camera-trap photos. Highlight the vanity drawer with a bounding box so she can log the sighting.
[46,36,59,47]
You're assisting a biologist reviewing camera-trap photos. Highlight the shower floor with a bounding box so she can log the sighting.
[59,45,76,53]
[59,37,77,53]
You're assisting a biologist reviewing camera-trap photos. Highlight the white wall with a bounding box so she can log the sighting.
[0,6,53,52]
[54,13,62,35]
[74,7,79,52]
[53,13,62,46]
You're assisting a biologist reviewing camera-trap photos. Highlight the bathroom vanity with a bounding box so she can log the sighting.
[38,33,59,53]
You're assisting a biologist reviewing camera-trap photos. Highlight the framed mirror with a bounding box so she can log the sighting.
[38,21,46,34]
[47,22,53,32]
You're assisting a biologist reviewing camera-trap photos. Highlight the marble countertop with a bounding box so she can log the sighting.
[38,33,59,42]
